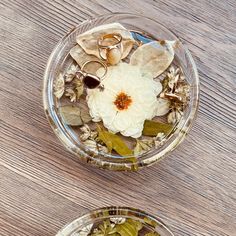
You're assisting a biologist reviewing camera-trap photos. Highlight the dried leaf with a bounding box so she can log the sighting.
[54,73,65,99]
[76,23,134,59]
[133,139,153,156]
[97,127,133,156]
[59,105,83,126]
[155,98,170,116]
[142,120,173,136]
[115,219,142,236]
[130,40,176,78]
[80,107,92,123]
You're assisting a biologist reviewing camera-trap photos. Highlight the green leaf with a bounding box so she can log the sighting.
[97,127,133,156]
[142,120,173,136]
[115,219,142,236]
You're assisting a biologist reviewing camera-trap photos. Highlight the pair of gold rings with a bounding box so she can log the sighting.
[76,33,123,90]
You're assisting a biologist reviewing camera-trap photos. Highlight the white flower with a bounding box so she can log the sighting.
[87,63,162,138]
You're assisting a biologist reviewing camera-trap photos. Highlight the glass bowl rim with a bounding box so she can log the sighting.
[43,12,200,171]
[55,206,175,236]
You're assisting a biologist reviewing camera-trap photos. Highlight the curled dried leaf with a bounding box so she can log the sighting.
[76,23,134,59]
[130,40,176,78]
[54,73,65,99]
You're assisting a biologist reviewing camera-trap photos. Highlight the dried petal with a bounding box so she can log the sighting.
[54,73,65,99]
[76,23,134,59]
[155,98,170,116]
[130,40,176,78]
[70,44,98,68]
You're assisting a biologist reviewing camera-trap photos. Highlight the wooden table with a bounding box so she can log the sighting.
[0,1,235,235]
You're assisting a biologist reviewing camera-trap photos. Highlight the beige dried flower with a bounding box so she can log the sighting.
[54,73,65,99]
[64,64,78,82]
[160,65,190,112]
[65,88,77,102]
[167,109,183,124]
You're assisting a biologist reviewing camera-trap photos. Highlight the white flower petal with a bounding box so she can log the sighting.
[87,63,159,138]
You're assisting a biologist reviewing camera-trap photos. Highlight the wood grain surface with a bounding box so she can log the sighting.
[0,0,235,235]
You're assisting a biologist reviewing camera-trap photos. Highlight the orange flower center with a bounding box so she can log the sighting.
[114,92,132,110]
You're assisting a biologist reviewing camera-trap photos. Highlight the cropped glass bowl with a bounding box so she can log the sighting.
[43,13,199,171]
[55,206,174,236]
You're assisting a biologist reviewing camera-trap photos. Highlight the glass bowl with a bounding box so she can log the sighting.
[43,13,199,171]
[55,206,174,236]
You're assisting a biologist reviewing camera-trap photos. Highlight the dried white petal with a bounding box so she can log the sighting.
[76,23,134,59]
[70,44,98,68]
[155,98,170,116]
[130,40,176,78]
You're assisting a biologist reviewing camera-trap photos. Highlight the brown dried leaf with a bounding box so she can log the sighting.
[130,40,176,78]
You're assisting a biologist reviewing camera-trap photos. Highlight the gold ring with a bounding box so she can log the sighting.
[97,33,123,64]
[97,33,122,49]
[76,60,107,90]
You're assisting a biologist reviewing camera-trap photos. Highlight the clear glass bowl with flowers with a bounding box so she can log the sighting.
[43,13,199,171]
